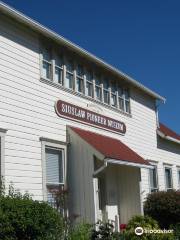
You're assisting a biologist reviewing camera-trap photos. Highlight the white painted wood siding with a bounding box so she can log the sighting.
[0,13,179,212]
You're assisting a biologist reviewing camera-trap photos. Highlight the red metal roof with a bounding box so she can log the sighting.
[159,123,180,141]
[70,127,150,166]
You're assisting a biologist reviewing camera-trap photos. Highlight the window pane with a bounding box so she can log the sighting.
[66,72,73,89]
[103,90,109,104]
[118,86,123,97]
[119,97,124,111]
[42,61,51,79]
[95,86,101,101]
[165,168,172,189]
[77,77,84,93]
[66,60,73,72]
[111,94,117,107]
[124,89,130,100]
[103,79,109,90]
[55,55,63,67]
[43,48,51,61]
[86,71,93,82]
[95,75,101,85]
[46,148,63,184]
[77,65,84,77]
[111,81,116,93]
[149,167,158,192]
[125,100,130,113]
[55,67,62,83]
[86,82,93,97]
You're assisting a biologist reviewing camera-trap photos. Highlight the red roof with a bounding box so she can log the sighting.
[70,127,150,166]
[159,123,180,141]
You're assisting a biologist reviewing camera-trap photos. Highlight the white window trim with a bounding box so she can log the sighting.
[39,45,131,116]
[164,164,173,191]
[40,137,67,201]
[0,128,7,179]
[148,162,159,193]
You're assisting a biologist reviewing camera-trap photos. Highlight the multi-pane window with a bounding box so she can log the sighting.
[65,60,74,89]
[40,45,131,114]
[54,54,63,84]
[149,165,158,193]
[86,71,93,97]
[165,167,173,191]
[42,47,52,80]
[94,75,102,101]
[76,65,84,93]
[111,81,117,107]
[103,78,110,104]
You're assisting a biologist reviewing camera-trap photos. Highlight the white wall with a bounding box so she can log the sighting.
[0,12,179,212]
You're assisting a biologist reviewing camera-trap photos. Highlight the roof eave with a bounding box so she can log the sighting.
[0,1,165,102]
[105,158,153,169]
[157,130,180,144]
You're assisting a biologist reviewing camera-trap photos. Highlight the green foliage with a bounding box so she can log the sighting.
[91,221,124,240]
[144,190,180,228]
[68,223,92,240]
[123,215,174,240]
[0,185,63,240]
[170,222,180,240]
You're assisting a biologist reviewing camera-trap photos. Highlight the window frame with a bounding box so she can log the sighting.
[40,44,131,115]
[164,165,173,191]
[41,138,67,201]
[149,164,159,193]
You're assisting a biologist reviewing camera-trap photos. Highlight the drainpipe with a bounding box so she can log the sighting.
[155,100,160,128]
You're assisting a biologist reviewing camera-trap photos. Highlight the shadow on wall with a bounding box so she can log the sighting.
[130,87,156,111]
[157,136,180,155]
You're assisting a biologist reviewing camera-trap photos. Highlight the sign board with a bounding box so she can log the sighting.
[55,100,126,134]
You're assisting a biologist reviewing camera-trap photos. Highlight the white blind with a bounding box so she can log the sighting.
[45,148,63,184]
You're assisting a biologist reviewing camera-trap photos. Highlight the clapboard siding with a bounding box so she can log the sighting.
[0,12,179,215]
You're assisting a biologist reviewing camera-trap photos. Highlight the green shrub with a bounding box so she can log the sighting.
[91,221,124,240]
[144,190,180,228]
[170,222,180,240]
[123,215,174,240]
[68,223,92,240]
[0,187,63,240]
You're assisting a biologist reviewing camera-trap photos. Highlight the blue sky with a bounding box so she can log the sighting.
[2,0,180,133]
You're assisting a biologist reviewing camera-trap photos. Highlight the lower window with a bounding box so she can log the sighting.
[149,165,158,193]
[45,147,65,210]
[165,167,173,191]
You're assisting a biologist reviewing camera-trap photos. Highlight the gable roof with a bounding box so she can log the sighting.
[157,123,180,143]
[0,1,165,102]
[70,126,151,167]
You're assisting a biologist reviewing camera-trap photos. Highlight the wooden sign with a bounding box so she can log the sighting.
[55,100,126,134]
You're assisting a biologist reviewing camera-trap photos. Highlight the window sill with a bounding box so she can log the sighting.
[40,77,132,118]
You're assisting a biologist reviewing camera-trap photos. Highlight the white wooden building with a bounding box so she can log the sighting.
[0,2,179,230]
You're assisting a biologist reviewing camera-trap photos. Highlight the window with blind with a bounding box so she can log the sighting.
[45,147,64,206]
[45,148,64,186]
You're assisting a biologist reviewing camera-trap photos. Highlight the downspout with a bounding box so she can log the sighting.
[155,100,160,128]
